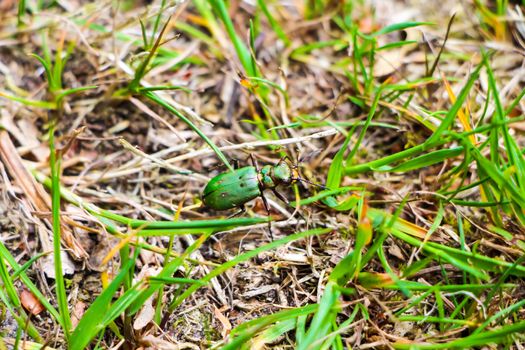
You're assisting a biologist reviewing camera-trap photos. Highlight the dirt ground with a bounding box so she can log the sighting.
[1,0,525,349]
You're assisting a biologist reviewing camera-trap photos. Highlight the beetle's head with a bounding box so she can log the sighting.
[272,162,293,185]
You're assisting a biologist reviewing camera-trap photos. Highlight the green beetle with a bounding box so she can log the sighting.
[202,157,297,214]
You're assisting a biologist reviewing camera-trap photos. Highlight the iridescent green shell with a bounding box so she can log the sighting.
[202,166,261,210]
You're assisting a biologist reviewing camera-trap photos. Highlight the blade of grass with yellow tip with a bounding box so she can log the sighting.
[349,199,373,280]
[427,61,483,144]
[441,72,476,144]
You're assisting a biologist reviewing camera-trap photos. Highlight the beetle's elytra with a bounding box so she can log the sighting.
[202,166,261,210]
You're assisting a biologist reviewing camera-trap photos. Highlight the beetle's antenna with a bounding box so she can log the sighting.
[289,160,328,190]
[294,177,329,190]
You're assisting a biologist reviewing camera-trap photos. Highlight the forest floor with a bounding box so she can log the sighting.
[1,0,525,349]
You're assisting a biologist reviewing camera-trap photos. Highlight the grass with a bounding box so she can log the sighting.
[0,0,525,349]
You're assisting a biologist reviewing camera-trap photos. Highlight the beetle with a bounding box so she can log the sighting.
[202,155,297,216]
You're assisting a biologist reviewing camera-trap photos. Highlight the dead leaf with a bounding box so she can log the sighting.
[20,289,44,315]
[213,305,232,339]
[510,121,525,132]
[71,300,87,329]
[41,250,76,279]
[140,335,200,350]
[0,130,88,259]
[388,244,405,260]
[133,296,155,330]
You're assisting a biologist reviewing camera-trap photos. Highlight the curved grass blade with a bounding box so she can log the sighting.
[142,90,234,171]
[0,91,56,109]
[222,305,318,350]
[49,120,72,338]
[427,62,483,144]
[297,281,341,350]
[70,250,141,350]
[209,0,254,76]
[0,242,62,328]
[372,21,433,37]
[394,319,525,349]
[256,0,291,46]
[375,147,464,172]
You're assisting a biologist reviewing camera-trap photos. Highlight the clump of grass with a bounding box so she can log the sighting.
[0,0,525,349]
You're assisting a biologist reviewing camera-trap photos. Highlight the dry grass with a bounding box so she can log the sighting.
[1,0,525,349]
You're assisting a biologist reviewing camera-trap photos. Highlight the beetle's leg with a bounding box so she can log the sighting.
[272,189,307,225]
[272,188,289,204]
[232,159,240,169]
[259,192,274,240]
[267,222,274,241]
[227,205,246,218]
[251,155,273,239]
[250,153,260,171]
[278,154,296,167]
[260,192,271,215]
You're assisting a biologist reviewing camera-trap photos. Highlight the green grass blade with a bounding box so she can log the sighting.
[48,120,72,338]
[70,250,140,350]
[142,90,234,171]
[0,91,56,109]
[256,0,291,46]
[11,252,49,279]
[346,88,383,164]
[377,147,464,172]
[128,17,171,92]
[297,281,341,350]
[127,232,211,315]
[209,0,255,76]
[17,0,26,25]
[223,305,318,350]
[372,21,433,37]
[394,319,525,349]
[0,256,20,308]
[29,53,55,91]
[0,242,62,327]
[55,85,98,103]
